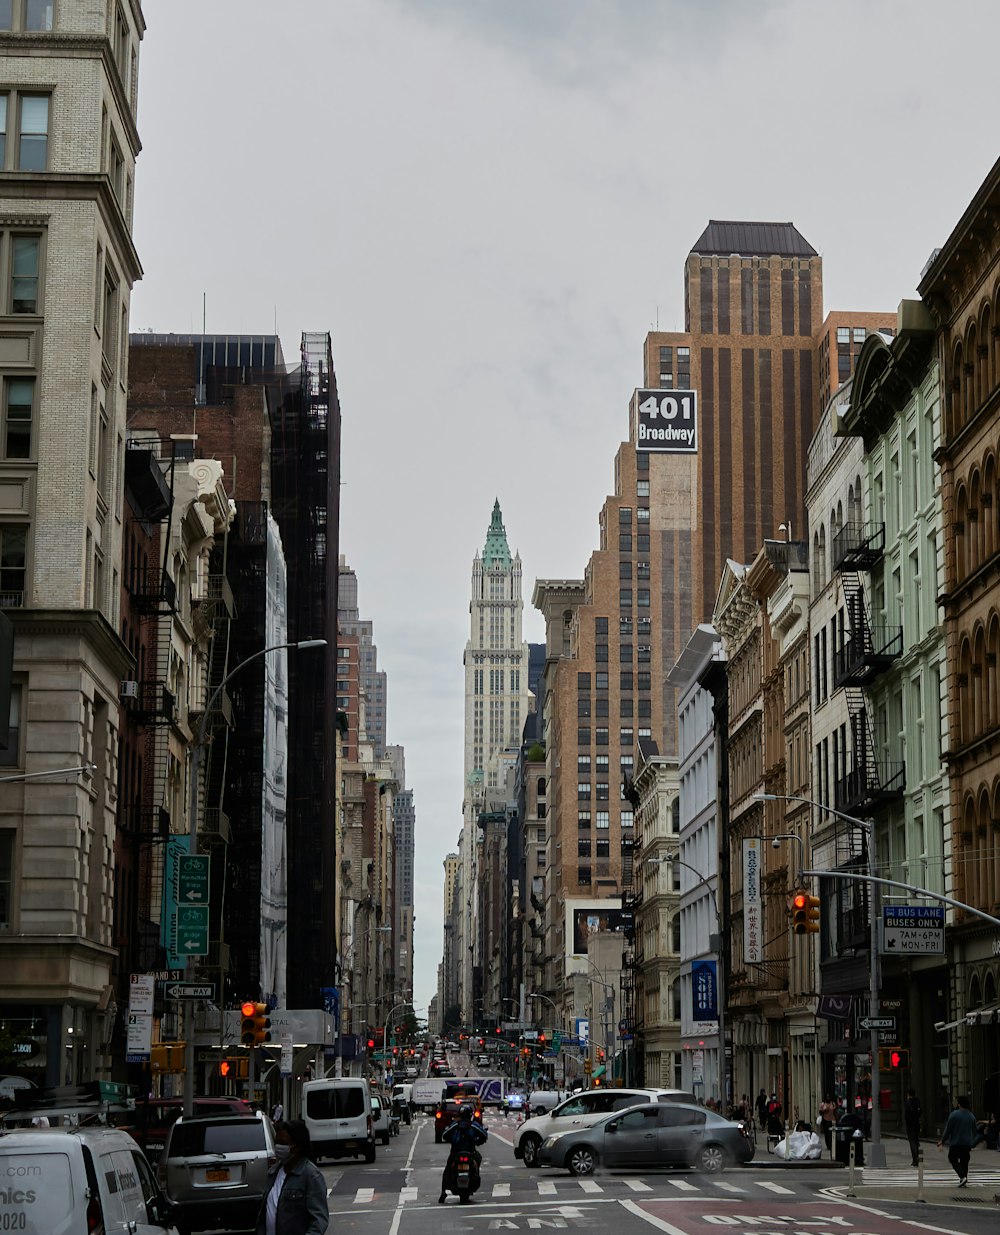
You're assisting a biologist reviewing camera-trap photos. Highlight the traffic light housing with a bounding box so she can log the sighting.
[791,891,821,934]
[367,1037,376,1051]
[240,1001,271,1046]
[881,1048,909,1069]
[220,1060,230,1078]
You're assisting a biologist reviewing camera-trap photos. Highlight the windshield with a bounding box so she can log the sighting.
[306,1087,365,1120]
[168,1120,266,1156]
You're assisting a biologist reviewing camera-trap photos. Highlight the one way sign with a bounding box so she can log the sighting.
[162,982,216,1000]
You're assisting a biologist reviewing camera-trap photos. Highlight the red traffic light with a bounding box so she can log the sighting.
[889,1049,909,1068]
[219,1060,230,1077]
[240,1001,271,1046]
[367,1038,375,1050]
[241,1000,256,1018]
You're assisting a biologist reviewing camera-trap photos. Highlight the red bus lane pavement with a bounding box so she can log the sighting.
[618,1198,978,1235]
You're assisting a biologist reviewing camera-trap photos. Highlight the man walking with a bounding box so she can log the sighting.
[903,1088,922,1167]
[938,1094,977,1186]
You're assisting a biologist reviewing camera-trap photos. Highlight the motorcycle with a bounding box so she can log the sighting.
[444,1150,481,1204]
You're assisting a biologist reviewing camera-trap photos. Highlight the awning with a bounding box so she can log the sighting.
[591,1065,606,1079]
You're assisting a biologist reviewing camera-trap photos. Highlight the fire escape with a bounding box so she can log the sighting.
[621,781,641,1082]
[832,521,905,815]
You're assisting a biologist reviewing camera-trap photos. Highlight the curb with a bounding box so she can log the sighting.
[830,1184,1000,1208]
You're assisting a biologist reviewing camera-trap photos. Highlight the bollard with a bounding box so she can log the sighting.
[847,1137,857,1198]
[916,1146,925,1203]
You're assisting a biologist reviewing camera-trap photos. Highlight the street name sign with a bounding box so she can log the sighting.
[859,1016,896,1031]
[881,904,945,954]
[161,981,216,1000]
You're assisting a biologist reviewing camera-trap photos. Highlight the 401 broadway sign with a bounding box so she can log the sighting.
[632,388,698,452]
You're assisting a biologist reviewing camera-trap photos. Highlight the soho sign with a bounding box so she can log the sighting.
[633,388,698,452]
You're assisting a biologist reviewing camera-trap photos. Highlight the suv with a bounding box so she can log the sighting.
[0,1125,175,1234]
[158,1113,275,1234]
[434,1093,484,1143]
[514,1087,696,1167]
[115,1095,253,1164]
[370,1094,392,1145]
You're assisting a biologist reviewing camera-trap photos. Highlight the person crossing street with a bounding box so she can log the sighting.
[938,1094,977,1186]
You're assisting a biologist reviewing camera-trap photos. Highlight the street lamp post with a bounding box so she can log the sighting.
[182,637,326,1115]
[646,853,726,1106]
[755,792,886,1166]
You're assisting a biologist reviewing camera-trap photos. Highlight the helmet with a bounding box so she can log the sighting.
[459,1104,473,1120]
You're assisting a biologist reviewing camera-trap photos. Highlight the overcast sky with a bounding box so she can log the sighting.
[132,0,998,1014]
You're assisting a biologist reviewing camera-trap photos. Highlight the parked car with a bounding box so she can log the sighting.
[514,1087,696,1167]
[158,1113,276,1234]
[371,1094,392,1145]
[0,1125,176,1234]
[538,1101,755,1175]
[302,1077,376,1162]
[114,1095,253,1165]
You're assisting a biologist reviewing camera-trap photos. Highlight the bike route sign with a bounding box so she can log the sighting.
[881,904,945,954]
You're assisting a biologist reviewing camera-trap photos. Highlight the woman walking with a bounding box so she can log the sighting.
[256,1119,329,1235]
[937,1095,977,1186]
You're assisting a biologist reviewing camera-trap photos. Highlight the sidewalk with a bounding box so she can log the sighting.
[837,1136,1000,1207]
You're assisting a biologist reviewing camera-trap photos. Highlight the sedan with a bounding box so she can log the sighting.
[538,1102,754,1176]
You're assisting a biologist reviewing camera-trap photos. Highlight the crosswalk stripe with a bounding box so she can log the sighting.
[399,1187,418,1203]
[353,1188,374,1204]
[758,1181,794,1194]
[537,1180,558,1195]
[624,1178,653,1192]
[713,1181,746,1193]
[667,1178,698,1191]
[577,1179,603,1193]
[492,1183,511,1197]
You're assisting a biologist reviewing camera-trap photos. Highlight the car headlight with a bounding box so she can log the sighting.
[543,1132,570,1145]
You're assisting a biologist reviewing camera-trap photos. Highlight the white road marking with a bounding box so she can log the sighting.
[757,1181,794,1194]
[493,1182,511,1197]
[620,1198,698,1235]
[666,1178,698,1192]
[537,1179,558,1195]
[712,1181,745,1193]
[399,1186,418,1203]
[354,1187,375,1204]
[577,1179,603,1193]
[623,1178,653,1192]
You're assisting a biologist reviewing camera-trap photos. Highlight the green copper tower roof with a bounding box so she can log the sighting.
[483,499,512,567]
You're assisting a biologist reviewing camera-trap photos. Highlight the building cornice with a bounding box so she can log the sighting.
[8,607,134,678]
[0,172,142,284]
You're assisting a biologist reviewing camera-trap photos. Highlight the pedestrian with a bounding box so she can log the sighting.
[817,1095,837,1152]
[755,1088,768,1128]
[255,1119,329,1235]
[903,1088,922,1167]
[937,1094,977,1187]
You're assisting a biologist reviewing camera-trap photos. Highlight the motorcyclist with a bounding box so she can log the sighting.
[439,1104,488,1204]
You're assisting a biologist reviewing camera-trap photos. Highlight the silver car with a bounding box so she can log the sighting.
[158,1113,276,1235]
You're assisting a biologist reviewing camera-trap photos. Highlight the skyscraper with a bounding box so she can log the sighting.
[339,555,387,758]
[457,501,531,1019]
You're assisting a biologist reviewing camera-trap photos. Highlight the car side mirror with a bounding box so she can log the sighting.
[607,1122,618,1134]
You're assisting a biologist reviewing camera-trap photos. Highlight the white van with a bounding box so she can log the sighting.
[302,1077,375,1162]
[0,1125,177,1233]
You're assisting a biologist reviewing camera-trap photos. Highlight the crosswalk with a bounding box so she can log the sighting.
[858,1167,1000,1186]
[339,1174,809,1205]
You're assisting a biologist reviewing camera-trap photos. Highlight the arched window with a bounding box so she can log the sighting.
[974,624,987,738]
[959,637,974,745]
[671,798,680,834]
[982,301,994,400]
[967,320,980,412]
[956,482,969,583]
[988,614,1000,734]
[537,777,546,798]
[984,454,997,564]
[952,341,965,436]
[969,973,983,1011]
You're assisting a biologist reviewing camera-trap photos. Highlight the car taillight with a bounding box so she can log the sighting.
[86,1193,104,1233]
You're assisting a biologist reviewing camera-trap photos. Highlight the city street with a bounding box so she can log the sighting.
[313,1109,1000,1235]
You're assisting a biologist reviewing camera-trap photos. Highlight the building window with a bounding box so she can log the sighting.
[9,233,40,313]
[620,697,633,717]
[577,726,590,746]
[620,727,633,745]
[637,533,650,553]
[619,560,631,580]
[0,684,21,768]
[577,672,591,690]
[620,588,633,608]
[620,754,634,773]
[637,645,651,664]
[638,671,651,691]
[596,727,608,745]
[578,866,592,886]
[0,828,12,927]
[595,617,608,635]
[638,699,652,718]
[637,507,650,523]
[0,526,27,605]
[0,1,53,31]
[637,589,650,607]
[5,93,49,171]
[578,811,591,829]
[595,672,608,691]
[595,811,610,829]
[596,840,610,859]
[638,727,651,740]
[619,507,632,526]
[621,671,633,691]
[595,697,608,717]
[837,326,850,343]
[3,377,32,458]
[578,697,591,718]
[620,643,633,662]
[114,4,130,83]
[636,561,650,580]
[102,267,118,364]
[619,532,632,552]
[577,755,591,774]
[578,840,591,858]
[596,782,609,801]
[620,616,632,636]
[596,643,608,663]
[595,754,609,773]
[577,782,591,800]
[637,480,649,498]
[621,809,634,828]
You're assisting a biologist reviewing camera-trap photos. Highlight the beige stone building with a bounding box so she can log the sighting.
[0,0,144,1084]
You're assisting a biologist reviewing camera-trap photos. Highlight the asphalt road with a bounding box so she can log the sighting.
[315,1107,1000,1235]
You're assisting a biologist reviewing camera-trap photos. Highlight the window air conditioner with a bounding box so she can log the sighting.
[120,680,139,700]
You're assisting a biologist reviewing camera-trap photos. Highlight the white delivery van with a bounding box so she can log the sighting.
[0,1126,177,1233]
[302,1077,375,1162]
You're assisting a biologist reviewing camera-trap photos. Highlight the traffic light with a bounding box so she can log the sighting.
[791,891,821,934]
[367,1037,376,1051]
[220,1060,230,1078]
[240,1001,271,1046]
[883,1048,909,1069]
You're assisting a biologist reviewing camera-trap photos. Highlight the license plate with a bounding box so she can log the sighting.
[205,1168,230,1182]
[345,1141,358,1149]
